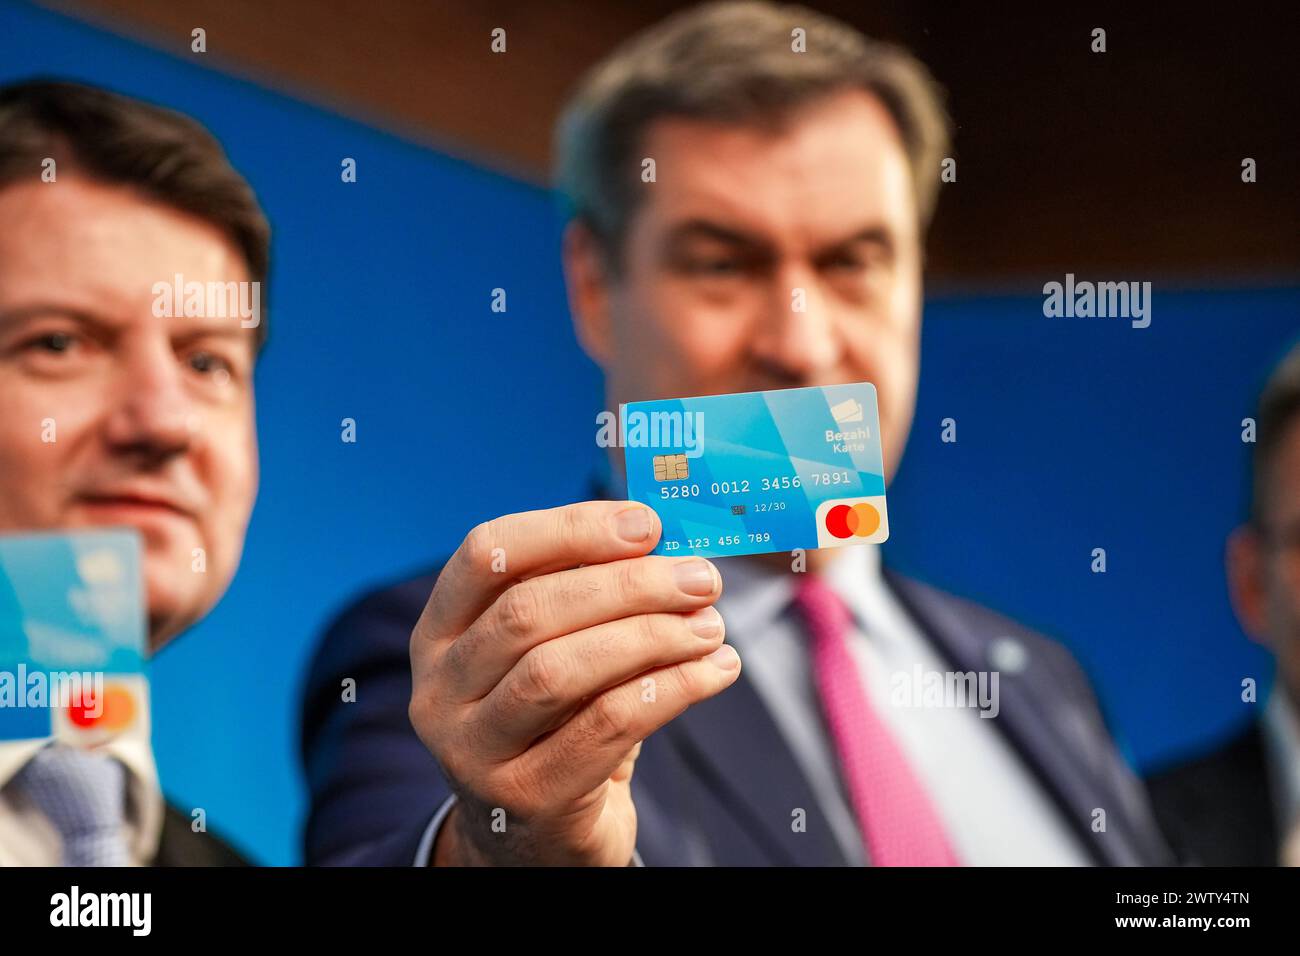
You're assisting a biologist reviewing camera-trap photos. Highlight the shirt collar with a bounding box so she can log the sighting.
[715,544,885,651]
[0,735,164,863]
[0,739,51,790]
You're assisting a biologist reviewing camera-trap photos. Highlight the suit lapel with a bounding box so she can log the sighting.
[152,803,249,866]
[664,662,850,866]
[884,569,1151,865]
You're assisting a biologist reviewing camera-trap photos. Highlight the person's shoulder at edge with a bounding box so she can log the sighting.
[1141,718,1275,866]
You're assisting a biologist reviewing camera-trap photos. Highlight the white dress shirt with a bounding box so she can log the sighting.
[1262,687,1300,865]
[715,545,1091,865]
[0,736,163,866]
[417,544,1092,865]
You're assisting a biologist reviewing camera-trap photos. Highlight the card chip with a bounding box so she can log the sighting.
[653,453,689,482]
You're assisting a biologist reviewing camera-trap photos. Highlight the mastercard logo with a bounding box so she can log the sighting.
[65,684,138,732]
[824,502,880,539]
[815,496,889,547]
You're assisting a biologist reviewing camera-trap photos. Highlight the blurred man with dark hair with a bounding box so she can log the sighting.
[302,1,1173,867]
[0,79,267,865]
[1147,343,1300,866]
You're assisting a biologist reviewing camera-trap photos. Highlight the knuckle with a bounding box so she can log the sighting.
[611,558,646,606]
[437,637,465,681]
[588,690,634,744]
[637,613,668,647]
[460,520,498,571]
[667,659,707,700]
[520,645,568,709]
[408,672,442,736]
[439,706,495,791]
[407,696,428,741]
[434,741,468,788]
[414,592,456,646]
[409,624,430,668]
[410,698,460,776]
[498,582,543,637]
[555,505,589,551]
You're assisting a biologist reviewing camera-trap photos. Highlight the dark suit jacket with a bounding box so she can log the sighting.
[152,803,249,866]
[1145,721,1279,866]
[300,561,1174,866]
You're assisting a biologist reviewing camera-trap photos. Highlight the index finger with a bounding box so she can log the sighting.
[419,500,661,639]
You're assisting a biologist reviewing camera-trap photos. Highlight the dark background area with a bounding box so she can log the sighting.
[45,0,1300,288]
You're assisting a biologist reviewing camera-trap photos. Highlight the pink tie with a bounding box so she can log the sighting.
[792,574,960,866]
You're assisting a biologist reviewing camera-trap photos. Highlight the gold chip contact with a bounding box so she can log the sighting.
[653,453,689,482]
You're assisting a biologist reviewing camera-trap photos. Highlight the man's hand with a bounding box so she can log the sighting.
[410,500,740,866]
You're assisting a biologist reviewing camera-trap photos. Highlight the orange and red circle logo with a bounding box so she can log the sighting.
[824,502,881,539]
[65,684,137,731]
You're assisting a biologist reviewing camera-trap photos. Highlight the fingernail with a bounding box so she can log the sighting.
[615,506,652,542]
[687,606,723,639]
[674,559,717,596]
[706,644,740,670]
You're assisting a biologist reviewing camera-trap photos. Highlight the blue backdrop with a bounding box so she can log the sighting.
[2,0,1295,864]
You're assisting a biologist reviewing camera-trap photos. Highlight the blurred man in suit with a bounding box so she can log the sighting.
[0,80,267,865]
[302,1,1172,866]
[1146,343,1300,866]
